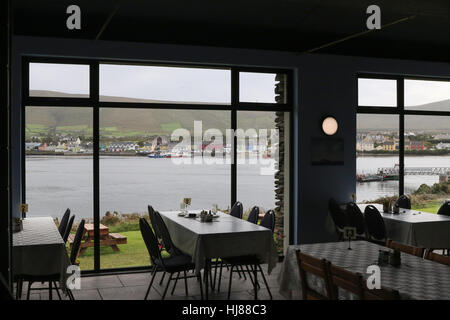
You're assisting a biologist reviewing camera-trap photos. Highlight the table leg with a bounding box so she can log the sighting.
[111,245,120,252]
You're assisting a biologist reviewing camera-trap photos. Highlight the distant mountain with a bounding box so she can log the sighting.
[27,90,277,136]
[358,99,450,131]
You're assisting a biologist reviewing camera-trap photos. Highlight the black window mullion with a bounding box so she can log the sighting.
[398,78,405,196]
[231,69,238,207]
[90,62,100,272]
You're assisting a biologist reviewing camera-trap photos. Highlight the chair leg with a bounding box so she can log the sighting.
[16,278,23,300]
[159,271,166,285]
[217,260,223,292]
[53,281,62,300]
[144,269,157,300]
[183,271,188,296]
[213,259,218,290]
[198,272,204,300]
[227,266,234,300]
[171,272,180,295]
[253,264,258,300]
[162,273,172,300]
[26,281,32,300]
[240,265,247,280]
[245,265,256,288]
[67,289,75,300]
[49,281,53,300]
[258,264,272,300]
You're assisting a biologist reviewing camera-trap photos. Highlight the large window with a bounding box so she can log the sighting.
[23,60,292,272]
[357,76,450,213]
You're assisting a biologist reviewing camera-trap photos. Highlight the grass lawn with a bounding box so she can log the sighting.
[411,202,441,214]
[72,230,151,270]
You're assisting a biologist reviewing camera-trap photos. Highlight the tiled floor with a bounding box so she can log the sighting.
[15,263,286,300]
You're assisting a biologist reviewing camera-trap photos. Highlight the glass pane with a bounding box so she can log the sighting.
[405,79,450,111]
[356,114,399,202]
[99,64,231,104]
[404,115,450,213]
[240,72,285,103]
[29,63,90,98]
[237,111,288,255]
[99,108,231,269]
[25,106,94,270]
[358,78,397,107]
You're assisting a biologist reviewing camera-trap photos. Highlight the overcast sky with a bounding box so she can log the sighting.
[29,63,278,103]
[29,62,450,120]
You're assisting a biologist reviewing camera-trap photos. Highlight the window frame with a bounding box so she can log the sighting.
[356,73,450,197]
[22,56,294,274]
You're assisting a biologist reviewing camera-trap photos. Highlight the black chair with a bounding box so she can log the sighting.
[148,205,181,256]
[139,218,202,300]
[218,209,276,300]
[58,208,71,237]
[148,206,184,287]
[62,215,75,244]
[364,205,386,245]
[260,209,275,232]
[437,200,450,216]
[328,198,348,240]
[395,195,411,209]
[247,206,259,224]
[436,201,450,255]
[24,219,85,300]
[230,201,243,219]
[154,210,183,256]
[345,202,366,239]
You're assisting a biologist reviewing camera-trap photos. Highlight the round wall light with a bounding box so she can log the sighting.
[322,116,338,135]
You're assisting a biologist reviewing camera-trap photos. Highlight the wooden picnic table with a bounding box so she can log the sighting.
[68,223,127,256]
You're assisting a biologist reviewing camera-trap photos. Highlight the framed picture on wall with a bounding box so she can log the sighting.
[311,137,344,165]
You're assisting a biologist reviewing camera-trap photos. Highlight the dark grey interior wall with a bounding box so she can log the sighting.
[11,36,450,247]
[0,0,12,289]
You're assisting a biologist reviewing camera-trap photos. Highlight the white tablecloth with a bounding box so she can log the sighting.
[13,217,71,291]
[159,211,278,275]
[359,204,450,249]
[278,241,450,300]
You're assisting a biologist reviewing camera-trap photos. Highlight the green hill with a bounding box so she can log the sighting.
[26,90,277,138]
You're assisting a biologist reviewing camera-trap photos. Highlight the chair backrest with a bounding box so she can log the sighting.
[386,240,424,258]
[139,218,163,266]
[424,250,450,266]
[148,205,162,239]
[296,250,332,300]
[260,209,275,232]
[328,198,348,231]
[70,219,85,265]
[230,201,243,219]
[364,205,386,241]
[395,195,411,209]
[437,201,450,216]
[63,215,75,244]
[345,202,366,236]
[58,208,71,236]
[363,285,400,300]
[154,211,182,256]
[247,206,259,224]
[328,263,364,300]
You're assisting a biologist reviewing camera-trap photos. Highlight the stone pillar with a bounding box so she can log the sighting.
[274,74,286,251]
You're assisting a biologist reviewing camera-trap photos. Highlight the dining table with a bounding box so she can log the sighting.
[12,217,71,299]
[159,210,278,299]
[278,240,450,300]
[358,203,450,249]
